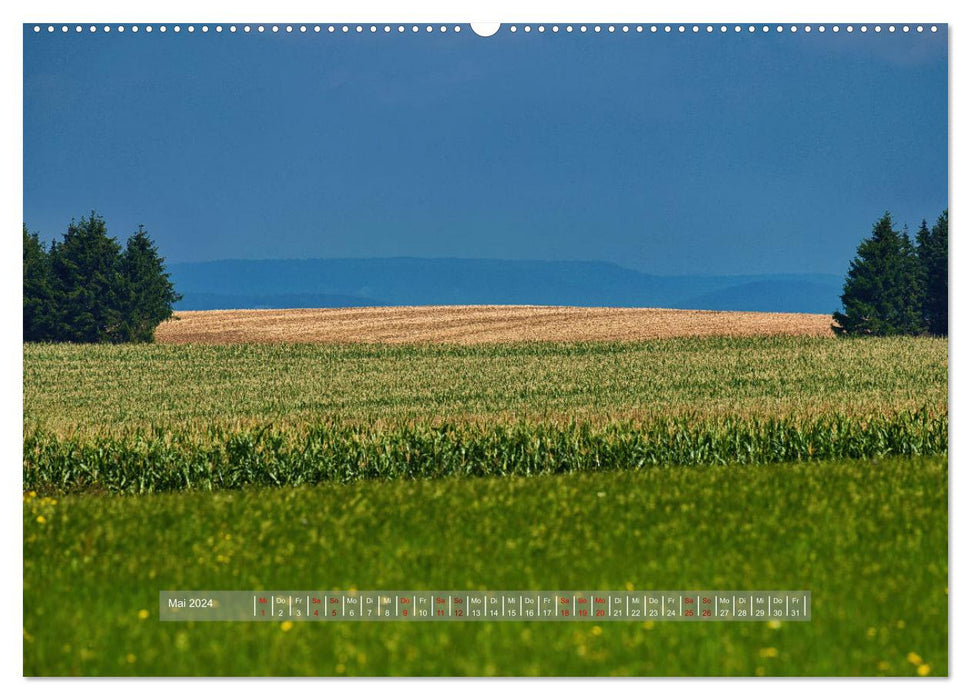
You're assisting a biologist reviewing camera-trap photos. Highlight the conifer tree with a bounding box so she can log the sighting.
[833,212,925,335]
[23,224,54,341]
[24,213,181,343]
[121,225,181,342]
[899,227,927,334]
[917,210,948,335]
[48,212,127,342]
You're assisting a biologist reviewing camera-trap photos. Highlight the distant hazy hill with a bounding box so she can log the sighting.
[176,292,385,311]
[679,280,843,314]
[169,258,842,314]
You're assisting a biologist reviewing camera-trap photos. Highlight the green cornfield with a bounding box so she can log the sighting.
[24,336,947,494]
[24,413,946,495]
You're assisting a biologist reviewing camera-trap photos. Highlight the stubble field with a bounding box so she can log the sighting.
[155,305,835,345]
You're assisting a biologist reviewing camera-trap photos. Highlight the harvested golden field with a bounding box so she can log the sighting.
[156,305,834,344]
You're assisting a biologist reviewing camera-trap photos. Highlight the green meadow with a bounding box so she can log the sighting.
[24,457,947,676]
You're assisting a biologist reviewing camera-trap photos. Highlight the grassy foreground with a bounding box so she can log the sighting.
[24,456,947,676]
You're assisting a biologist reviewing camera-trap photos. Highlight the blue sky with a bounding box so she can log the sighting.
[23,25,947,275]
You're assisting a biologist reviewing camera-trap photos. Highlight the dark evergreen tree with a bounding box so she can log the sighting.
[121,225,182,342]
[23,224,55,341]
[833,212,925,336]
[917,210,948,335]
[24,213,181,343]
[899,227,927,333]
[915,218,932,278]
[48,212,127,342]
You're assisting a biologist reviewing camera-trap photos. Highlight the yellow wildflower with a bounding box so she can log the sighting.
[759,647,779,658]
[591,625,602,636]
[917,664,931,676]
[138,609,150,620]
[907,652,922,665]
[126,653,137,664]
[36,515,46,524]
[280,620,293,631]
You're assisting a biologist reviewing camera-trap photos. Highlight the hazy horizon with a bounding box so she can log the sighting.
[166,256,844,313]
[167,253,845,277]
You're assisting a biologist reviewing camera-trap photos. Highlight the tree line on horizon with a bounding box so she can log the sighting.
[22,209,947,343]
[833,210,948,336]
[23,212,181,343]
